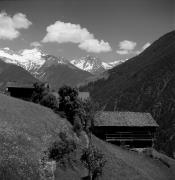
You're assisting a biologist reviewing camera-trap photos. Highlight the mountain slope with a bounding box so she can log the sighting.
[80,30,175,157]
[37,58,93,90]
[0,59,38,89]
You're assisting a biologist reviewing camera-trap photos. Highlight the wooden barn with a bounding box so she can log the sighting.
[6,82,35,100]
[93,111,159,148]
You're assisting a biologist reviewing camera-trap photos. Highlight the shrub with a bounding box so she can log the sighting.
[31,82,50,103]
[48,132,77,168]
[40,93,58,110]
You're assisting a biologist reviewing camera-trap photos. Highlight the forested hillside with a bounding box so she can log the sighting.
[81,31,175,157]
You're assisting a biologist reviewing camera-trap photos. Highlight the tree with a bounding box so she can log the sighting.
[58,85,100,135]
[81,145,106,180]
[79,99,100,134]
[58,85,81,124]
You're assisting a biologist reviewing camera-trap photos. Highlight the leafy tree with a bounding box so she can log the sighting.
[81,145,106,180]
[79,99,100,134]
[58,85,100,135]
[58,85,81,124]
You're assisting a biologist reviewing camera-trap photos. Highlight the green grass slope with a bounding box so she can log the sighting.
[0,93,174,180]
[92,136,174,180]
[0,93,72,179]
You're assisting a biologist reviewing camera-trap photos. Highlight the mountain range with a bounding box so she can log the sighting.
[0,48,124,74]
[0,47,125,90]
[80,30,175,157]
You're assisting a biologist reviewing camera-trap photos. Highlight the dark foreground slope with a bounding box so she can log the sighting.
[0,59,38,90]
[81,31,175,156]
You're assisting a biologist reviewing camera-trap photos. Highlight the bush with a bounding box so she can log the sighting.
[48,132,77,168]
[31,82,50,103]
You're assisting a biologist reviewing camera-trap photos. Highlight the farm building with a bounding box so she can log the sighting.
[5,82,36,100]
[93,111,159,148]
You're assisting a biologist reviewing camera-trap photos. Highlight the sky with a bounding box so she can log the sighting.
[0,0,173,62]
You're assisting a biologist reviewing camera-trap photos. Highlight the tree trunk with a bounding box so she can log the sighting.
[89,171,93,180]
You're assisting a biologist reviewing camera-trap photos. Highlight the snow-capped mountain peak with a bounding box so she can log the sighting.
[71,55,103,73]
[102,59,127,69]
[71,55,127,74]
[0,47,46,72]
[0,47,72,77]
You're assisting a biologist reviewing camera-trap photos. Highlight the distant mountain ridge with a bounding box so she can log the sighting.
[0,48,126,75]
[0,47,126,90]
[0,58,39,90]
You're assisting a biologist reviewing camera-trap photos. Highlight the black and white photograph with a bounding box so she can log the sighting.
[0,0,174,179]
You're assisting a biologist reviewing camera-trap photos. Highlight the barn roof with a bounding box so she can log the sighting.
[6,82,34,89]
[94,111,159,127]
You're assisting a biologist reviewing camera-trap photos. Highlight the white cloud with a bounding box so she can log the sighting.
[30,41,42,47]
[78,39,111,53]
[119,40,137,51]
[0,11,32,40]
[116,40,137,55]
[116,40,151,55]
[42,21,111,53]
[116,50,129,55]
[42,21,93,43]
